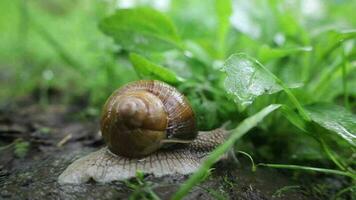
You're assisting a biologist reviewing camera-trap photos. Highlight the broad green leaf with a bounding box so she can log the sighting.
[258,45,312,62]
[129,53,184,84]
[222,53,309,120]
[222,53,283,106]
[304,103,356,147]
[172,104,281,200]
[99,8,181,53]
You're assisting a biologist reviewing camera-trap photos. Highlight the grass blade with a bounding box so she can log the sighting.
[341,46,350,109]
[252,57,310,121]
[172,104,281,200]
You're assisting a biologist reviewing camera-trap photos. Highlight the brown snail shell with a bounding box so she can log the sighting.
[100,80,197,158]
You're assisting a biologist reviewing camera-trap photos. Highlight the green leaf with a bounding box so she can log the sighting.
[99,7,181,53]
[258,45,312,62]
[172,104,281,200]
[222,53,283,106]
[304,103,356,147]
[222,53,310,120]
[129,53,184,84]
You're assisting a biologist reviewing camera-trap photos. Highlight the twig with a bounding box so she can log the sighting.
[57,133,72,147]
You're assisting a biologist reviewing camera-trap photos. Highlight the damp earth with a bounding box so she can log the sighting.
[0,101,342,200]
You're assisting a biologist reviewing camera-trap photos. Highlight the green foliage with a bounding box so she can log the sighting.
[272,185,301,198]
[222,53,283,107]
[125,171,160,200]
[0,138,29,158]
[129,53,184,84]
[0,0,136,106]
[222,53,309,119]
[258,45,312,63]
[215,0,232,58]
[14,139,30,158]
[304,103,356,147]
[0,138,30,158]
[1,0,356,198]
[99,7,181,53]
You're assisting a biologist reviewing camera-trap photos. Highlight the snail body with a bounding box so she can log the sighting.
[59,80,228,184]
[100,80,197,158]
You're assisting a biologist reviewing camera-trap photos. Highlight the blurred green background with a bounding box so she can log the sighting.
[1,0,355,110]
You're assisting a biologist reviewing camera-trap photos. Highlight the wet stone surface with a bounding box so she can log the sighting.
[0,104,310,200]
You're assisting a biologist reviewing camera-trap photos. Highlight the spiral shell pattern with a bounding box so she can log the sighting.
[100,80,197,157]
[106,80,197,140]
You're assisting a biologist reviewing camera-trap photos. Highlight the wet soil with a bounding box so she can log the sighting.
[0,102,311,200]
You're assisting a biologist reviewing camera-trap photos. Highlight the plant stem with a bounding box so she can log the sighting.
[341,46,350,109]
[257,163,356,179]
[254,59,311,121]
[237,151,256,172]
[320,138,346,171]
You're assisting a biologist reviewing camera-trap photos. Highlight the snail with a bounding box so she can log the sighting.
[58,80,228,184]
[100,80,198,158]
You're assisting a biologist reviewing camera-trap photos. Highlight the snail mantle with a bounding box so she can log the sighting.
[58,129,227,184]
